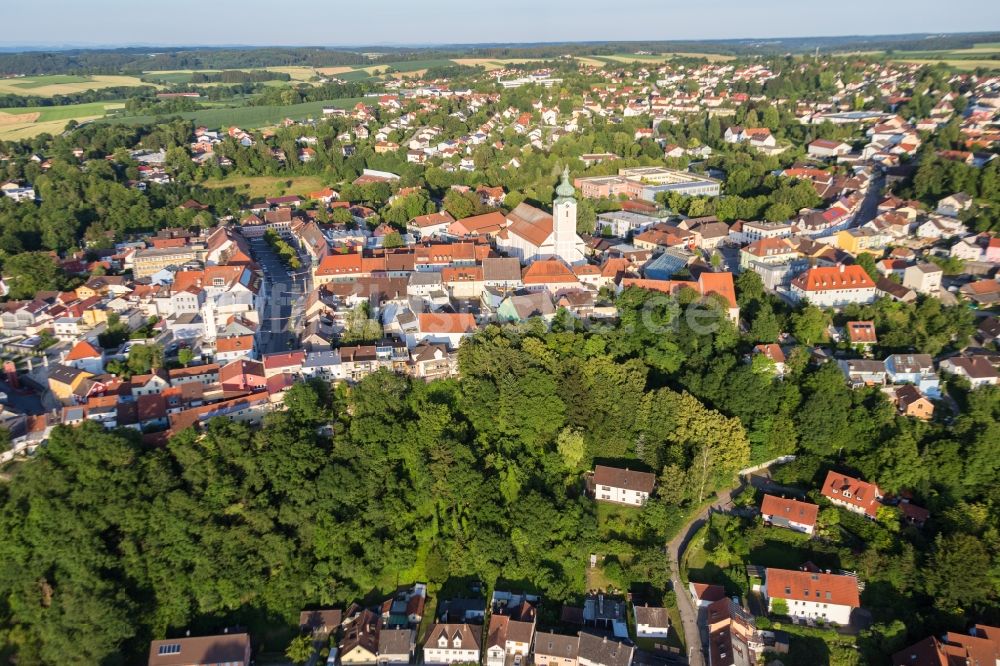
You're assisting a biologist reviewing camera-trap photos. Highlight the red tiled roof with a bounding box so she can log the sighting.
[821,470,881,518]
[761,495,819,527]
[418,312,478,334]
[765,567,860,608]
[65,340,102,360]
[846,320,878,344]
[216,335,254,354]
[792,265,876,292]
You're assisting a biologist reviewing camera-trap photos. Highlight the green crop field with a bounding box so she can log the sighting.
[10,75,93,88]
[0,74,148,97]
[103,96,364,129]
[886,42,1000,70]
[0,101,126,139]
[333,70,375,81]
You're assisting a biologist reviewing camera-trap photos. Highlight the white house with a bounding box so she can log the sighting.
[936,192,973,218]
[808,139,851,158]
[902,263,942,295]
[632,605,670,639]
[591,465,655,506]
[789,265,877,307]
[760,495,818,535]
[939,355,1000,387]
[485,609,535,666]
[423,624,482,666]
[762,568,860,626]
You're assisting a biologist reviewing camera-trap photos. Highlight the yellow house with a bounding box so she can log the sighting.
[47,363,94,405]
[75,284,100,301]
[81,305,110,328]
[835,228,884,255]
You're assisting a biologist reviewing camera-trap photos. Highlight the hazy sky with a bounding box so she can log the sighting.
[4,0,1000,47]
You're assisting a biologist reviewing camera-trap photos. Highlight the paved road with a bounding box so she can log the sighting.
[665,456,795,665]
[248,237,311,355]
[853,170,885,227]
[667,488,741,666]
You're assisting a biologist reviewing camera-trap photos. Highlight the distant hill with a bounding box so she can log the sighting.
[2,33,1000,75]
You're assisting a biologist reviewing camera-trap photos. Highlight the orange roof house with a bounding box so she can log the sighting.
[821,470,882,518]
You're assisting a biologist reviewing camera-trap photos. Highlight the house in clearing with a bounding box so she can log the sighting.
[589,465,655,506]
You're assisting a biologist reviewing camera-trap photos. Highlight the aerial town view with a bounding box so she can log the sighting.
[1,1,999,665]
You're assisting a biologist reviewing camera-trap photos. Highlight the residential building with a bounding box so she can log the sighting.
[895,385,934,420]
[762,567,860,626]
[485,603,536,666]
[939,355,1000,387]
[789,265,877,307]
[760,495,819,535]
[148,632,251,666]
[820,471,882,519]
[577,632,634,666]
[846,320,878,347]
[902,263,943,295]
[534,631,580,666]
[808,139,851,158]
[632,604,670,639]
[892,625,1000,666]
[423,624,482,665]
[341,609,380,665]
[378,629,415,666]
[590,465,655,506]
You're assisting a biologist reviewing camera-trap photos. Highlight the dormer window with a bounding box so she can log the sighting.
[453,637,462,648]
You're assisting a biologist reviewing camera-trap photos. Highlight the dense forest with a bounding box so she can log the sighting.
[0,281,997,665]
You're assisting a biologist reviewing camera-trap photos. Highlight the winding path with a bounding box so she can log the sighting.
[666,457,795,665]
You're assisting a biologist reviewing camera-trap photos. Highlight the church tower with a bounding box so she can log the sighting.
[552,167,583,264]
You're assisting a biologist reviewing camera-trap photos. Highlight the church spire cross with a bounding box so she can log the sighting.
[555,166,575,199]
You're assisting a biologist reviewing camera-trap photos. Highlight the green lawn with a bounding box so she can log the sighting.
[203,175,328,200]
[764,623,860,666]
[103,96,364,129]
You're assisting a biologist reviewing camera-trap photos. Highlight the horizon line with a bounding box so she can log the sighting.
[2,29,1000,53]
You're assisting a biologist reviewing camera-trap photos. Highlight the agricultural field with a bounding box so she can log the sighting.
[142,67,316,85]
[101,96,364,130]
[887,41,1000,70]
[201,174,327,200]
[0,101,124,140]
[0,74,148,96]
[451,57,548,70]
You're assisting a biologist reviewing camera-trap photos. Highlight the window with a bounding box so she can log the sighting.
[158,644,181,655]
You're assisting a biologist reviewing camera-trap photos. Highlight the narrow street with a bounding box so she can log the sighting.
[852,169,885,227]
[665,457,793,665]
[667,489,740,666]
[248,236,312,355]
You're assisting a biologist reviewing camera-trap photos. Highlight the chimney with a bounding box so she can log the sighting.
[839,264,845,273]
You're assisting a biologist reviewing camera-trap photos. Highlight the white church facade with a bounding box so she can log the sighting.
[496,168,587,265]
